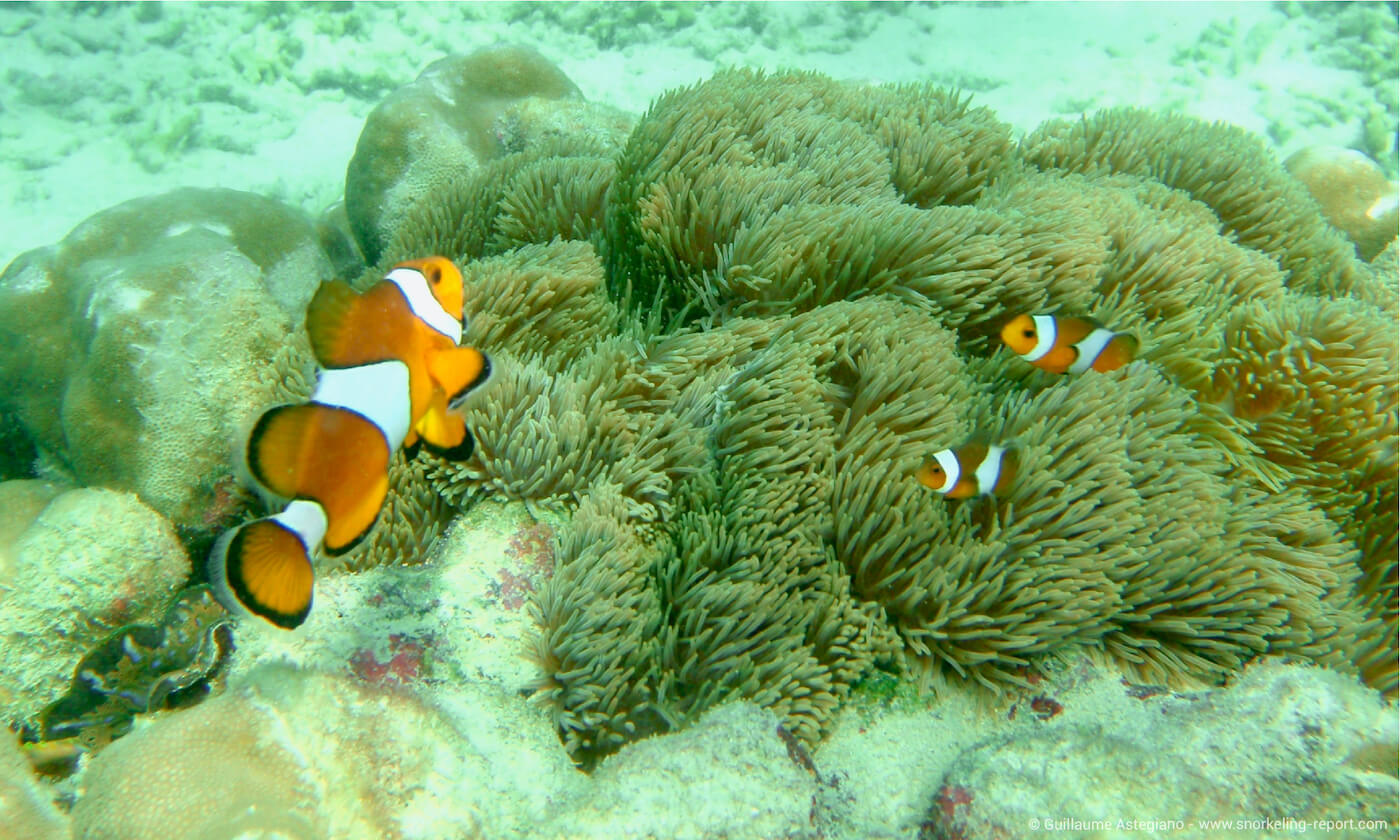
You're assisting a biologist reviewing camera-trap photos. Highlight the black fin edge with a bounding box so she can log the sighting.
[423,428,476,462]
[225,521,312,629]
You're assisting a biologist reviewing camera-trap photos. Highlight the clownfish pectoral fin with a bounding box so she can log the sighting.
[207,517,315,629]
[247,403,392,553]
[416,390,475,460]
[427,346,492,407]
[305,281,364,367]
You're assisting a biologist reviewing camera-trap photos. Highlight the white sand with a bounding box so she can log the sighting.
[0,1,1387,272]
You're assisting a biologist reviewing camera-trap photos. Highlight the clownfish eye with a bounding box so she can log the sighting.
[1023,328,1035,338]
[426,265,441,284]
[929,465,943,474]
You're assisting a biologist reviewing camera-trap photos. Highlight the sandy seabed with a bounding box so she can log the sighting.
[0,1,1388,271]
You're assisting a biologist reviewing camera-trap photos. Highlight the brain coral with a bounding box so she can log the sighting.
[345,44,632,265]
[381,69,1398,763]
[0,187,330,531]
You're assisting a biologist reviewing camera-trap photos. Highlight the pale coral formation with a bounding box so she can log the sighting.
[72,672,327,840]
[344,45,632,264]
[0,187,330,530]
[1286,144,1399,260]
[73,665,576,840]
[0,733,67,840]
[918,661,1399,839]
[0,486,189,729]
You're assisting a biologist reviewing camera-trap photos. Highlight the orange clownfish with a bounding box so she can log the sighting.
[1000,314,1137,375]
[208,256,491,629]
[916,444,1018,499]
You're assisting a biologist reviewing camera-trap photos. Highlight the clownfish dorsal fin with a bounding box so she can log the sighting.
[305,281,365,368]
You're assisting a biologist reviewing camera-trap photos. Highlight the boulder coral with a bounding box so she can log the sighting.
[1285,144,1399,261]
[72,664,575,840]
[344,44,633,265]
[0,187,330,530]
[374,69,1396,763]
[0,732,67,840]
[0,486,190,730]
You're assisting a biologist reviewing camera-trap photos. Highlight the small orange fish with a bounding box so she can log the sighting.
[1000,314,1137,374]
[208,257,491,629]
[916,444,1018,499]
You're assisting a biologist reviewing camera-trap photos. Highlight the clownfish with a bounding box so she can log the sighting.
[208,256,491,629]
[916,443,1018,499]
[1000,314,1137,375]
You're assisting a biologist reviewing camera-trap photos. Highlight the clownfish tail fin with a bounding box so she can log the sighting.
[207,512,317,629]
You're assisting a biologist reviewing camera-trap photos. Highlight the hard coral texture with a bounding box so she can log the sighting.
[345,44,631,265]
[0,187,330,530]
[73,665,571,840]
[1285,144,1399,261]
[0,487,190,730]
[0,733,67,840]
[387,70,1399,763]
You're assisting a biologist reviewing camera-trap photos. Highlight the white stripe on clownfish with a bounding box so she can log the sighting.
[310,360,412,453]
[386,266,462,344]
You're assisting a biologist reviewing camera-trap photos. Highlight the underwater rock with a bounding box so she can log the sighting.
[1286,145,1399,261]
[917,662,1398,840]
[0,733,67,840]
[344,44,631,265]
[543,702,821,840]
[72,664,577,840]
[0,187,330,530]
[0,486,188,729]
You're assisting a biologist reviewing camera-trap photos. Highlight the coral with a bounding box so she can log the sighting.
[918,662,1399,839]
[344,44,631,264]
[0,487,190,729]
[73,663,575,840]
[1285,144,1399,260]
[0,478,65,585]
[0,187,330,530]
[71,671,327,840]
[0,732,67,840]
[540,702,820,840]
